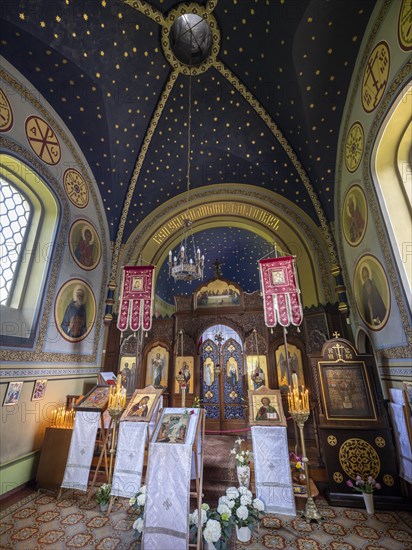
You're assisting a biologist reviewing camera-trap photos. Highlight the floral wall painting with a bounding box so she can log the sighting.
[275,344,304,392]
[3,381,23,406]
[174,356,194,394]
[353,255,390,331]
[342,184,368,246]
[145,346,169,389]
[31,379,47,401]
[246,355,268,391]
[69,219,101,270]
[54,279,96,342]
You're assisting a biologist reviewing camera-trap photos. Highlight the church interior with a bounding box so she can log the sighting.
[0,0,411,548]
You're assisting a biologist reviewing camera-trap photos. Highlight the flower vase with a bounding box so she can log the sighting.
[362,492,374,514]
[236,465,250,488]
[236,525,252,543]
[99,502,109,512]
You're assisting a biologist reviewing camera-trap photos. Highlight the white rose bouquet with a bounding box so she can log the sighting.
[189,502,233,549]
[129,485,146,540]
[222,486,265,529]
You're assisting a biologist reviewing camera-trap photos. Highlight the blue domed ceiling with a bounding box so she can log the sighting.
[0,0,377,304]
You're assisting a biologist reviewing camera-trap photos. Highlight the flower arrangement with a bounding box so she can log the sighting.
[346,475,381,494]
[189,503,231,549]
[95,483,111,505]
[230,437,253,467]
[289,451,303,471]
[221,486,265,530]
[129,485,146,540]
[193,396,202,408]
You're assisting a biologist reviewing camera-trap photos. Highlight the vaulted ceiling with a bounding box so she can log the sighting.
[0,0,377,304]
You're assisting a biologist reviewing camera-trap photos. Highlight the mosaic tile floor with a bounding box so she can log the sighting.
[1,490,411,549]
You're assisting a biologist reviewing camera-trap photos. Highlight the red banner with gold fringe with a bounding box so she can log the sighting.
[117,266,155,332]
[259,256,303,327]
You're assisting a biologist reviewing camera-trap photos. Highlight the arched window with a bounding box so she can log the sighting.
[372,82,412,301]
[0,178,32,306]
[0,154,59,346]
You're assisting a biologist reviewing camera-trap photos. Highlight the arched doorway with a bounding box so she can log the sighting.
[200,325,246,431]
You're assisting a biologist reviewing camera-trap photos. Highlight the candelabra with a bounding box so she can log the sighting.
[288,380,322,523]
[107,376,127,484]
[50,406,75,429]
[176,372,187,408]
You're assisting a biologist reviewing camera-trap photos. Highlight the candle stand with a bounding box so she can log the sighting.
[176,372,187,408]
[288,386,322,523]
[107,406,124,484]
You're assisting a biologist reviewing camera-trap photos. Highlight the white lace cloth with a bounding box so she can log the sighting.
[142,442,192,549]
[251,425,296,516]
[61,411,100,491]
[110,421,148,498]
[389,402,412,484]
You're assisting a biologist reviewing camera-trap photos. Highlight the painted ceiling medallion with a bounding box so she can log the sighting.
[63,168,89,209]
[25,115,61,165]
[161,3,220,74]
[0,89,14,132]
[344,122,364,173]
[361,41,390,113]
[398,0,412,51]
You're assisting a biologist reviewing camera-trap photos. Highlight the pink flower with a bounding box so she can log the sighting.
[346,480,353,488]
[375,483,381,490]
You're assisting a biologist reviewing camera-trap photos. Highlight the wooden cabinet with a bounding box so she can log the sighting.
[36,427,72,490]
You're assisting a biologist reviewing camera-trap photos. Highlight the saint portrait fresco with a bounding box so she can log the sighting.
[54,279,96,343]
[246,355,268,391]
[155,413,190,444]
[69,219,101,270]
[248,387,286,426]
[3,381,23,406]
[342,184,368,246]
[275,344,304,392]
[353,255,390,331]
[121,387,162,423]
[31,379,47,401]
[174,356,194,394]
[74,385,110,412]
[118,356,138,395]
[145,346,169,389]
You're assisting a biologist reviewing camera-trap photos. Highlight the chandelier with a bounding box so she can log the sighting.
[168,29,205,283]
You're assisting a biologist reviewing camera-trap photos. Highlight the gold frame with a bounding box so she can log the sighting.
[318,361,377,421]
[121,386,163,423]
[74,385,110,412]
[248,386,286,427]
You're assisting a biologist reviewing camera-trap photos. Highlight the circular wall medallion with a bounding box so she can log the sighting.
[0,89,14,132]
[69,219,101,271]
[327,435,337,446]
[345,122,364,173]
[398,0,412,51]
[63,168,89,208]
[54,278,96,343]
[339,438,380,480]
[342,184,368,247]
[333,472,343,483]
[375,436,386,448]
[361,41,390,113]
[353,255,391,331]
[25,115,61,165]
[383,474,394,486]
